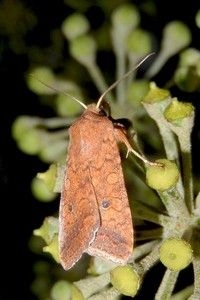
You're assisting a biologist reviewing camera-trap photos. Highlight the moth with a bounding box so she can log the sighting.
[59,54,154,270]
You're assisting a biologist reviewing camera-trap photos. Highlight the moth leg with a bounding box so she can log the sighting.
[113,127,159,166]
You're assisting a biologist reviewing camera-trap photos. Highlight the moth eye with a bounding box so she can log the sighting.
[99,100,111,117]
[101,199,110,209]
[99,108,107,116]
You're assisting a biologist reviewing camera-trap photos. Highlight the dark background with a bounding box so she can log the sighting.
[0,1,200,299]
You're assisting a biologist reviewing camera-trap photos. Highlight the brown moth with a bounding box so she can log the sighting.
[59,54,154,270]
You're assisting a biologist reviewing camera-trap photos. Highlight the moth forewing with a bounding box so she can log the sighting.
[59,108,101,270]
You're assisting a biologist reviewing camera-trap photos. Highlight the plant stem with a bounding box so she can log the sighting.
[115,50,126,105]
[74,273,110,299]
[132,240,159,261]
[134,200,171,225]
[181,150,194,213]
[168,114,195,212]
[158,187,189,219]
[189,229,200,298]
[138,243,161,273]
[171,286,193,300]
[137,228,162,241]
[111,27,127,105]
[88,287,120,300]
[86,61,112,98]
[142,101,179,162]
[145,51,168,78]
[41,117,75,128]
[155,269,179,300]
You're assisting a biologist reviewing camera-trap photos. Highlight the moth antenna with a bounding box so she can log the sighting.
[96,52,155,109]
[29,74,87,109]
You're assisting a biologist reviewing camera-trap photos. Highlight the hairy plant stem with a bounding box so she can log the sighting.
[155,269,179,300]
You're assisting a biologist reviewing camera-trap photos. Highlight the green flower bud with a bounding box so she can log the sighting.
[174,49,200,92]
[31,177,57,202]
[160,238,193,271]
[71,285,84,300]
[162,21,191,56]
[195,10,200,28]
[12,116,39,141]
[37,164,57,192]
[27,67,55,95]
[127,29,152,55]
[69,35,96,66]
[43,234,60,263]
[55,93,82,117]
[17,128,42,155]
[112,4,140,32]
[146,159,179,191]
[143,82,170,104]
[127,79,149,106]
[110,265,140,297]
[61,13,89,40]
[51,280,84,300]
[164,98,194,122]
[51,280,71,300]
[178,48,200,67]
[174,66,200,92]
[146,22,191,78]
[33,216,59,244]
